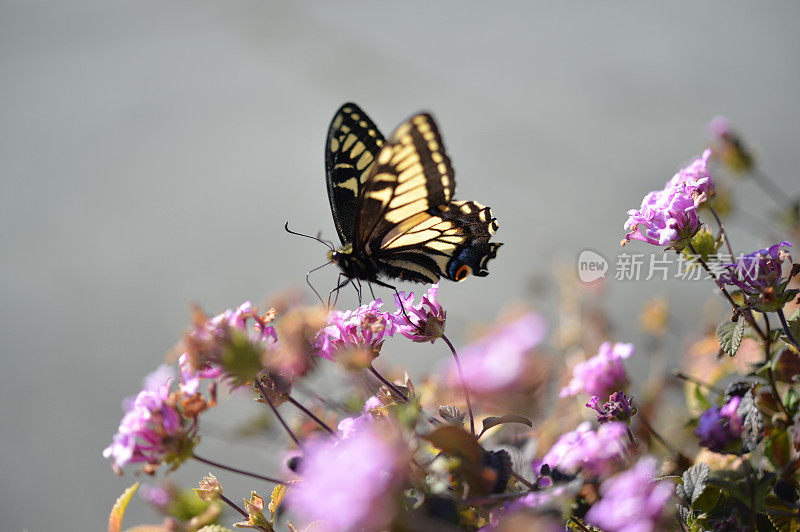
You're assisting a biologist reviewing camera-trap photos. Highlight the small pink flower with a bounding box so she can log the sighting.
[585,456,673,532]
[541,421,629,476]
[560,342,633,398]
[622,151,714,248]
[287,425,408,531]
[393,284,446,343]
[313,299,404,361]
[450,313,547,393]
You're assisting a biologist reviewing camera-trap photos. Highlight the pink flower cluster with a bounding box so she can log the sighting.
[541,421,630,476]
[585,456,673,532]
[623,150,713,247]
[451,313,547,393]
[560,342,633,398]
[103,368,191,470]
[179,301,276,394]
[313,299,405,361]
[314,284,448,360]
[286,425,407,532]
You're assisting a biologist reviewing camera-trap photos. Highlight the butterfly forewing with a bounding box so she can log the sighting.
[325,103,385,245]
[355,114,455,253]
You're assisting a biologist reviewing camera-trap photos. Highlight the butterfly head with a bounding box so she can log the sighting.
[327,244,378,281]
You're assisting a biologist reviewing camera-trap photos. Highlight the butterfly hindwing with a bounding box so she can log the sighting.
[325,103,385,245]
[376,201,501,283]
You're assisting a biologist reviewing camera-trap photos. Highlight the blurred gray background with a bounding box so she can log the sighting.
[2,1,799,529]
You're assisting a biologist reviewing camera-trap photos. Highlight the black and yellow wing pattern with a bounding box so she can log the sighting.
[325,103,385,245]
[351,112,501,283]
[324,103,501,284]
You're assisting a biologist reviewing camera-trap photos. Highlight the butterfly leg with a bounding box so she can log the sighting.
[367,282,377,301]
[353,278,364,305]
[327,274,350,309]
[371,279,413,324]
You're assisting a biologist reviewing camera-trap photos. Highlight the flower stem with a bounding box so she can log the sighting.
[192,453,286,485]
[636,412,679,456]
[569,517,593,532]
[777,307,800,352]
[671,370,725,394]
[510,469,536,490]
[441,333,475,437]
[219,493,249,518]
[253,379,303,450]
[751,168,794,211]
[763,315,791,421]
[368,365,409,403]
[708,204,734,257]
[686,242,767,341]
[286,396,336,435]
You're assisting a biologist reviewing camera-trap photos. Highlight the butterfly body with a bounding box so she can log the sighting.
[325,103,501,286]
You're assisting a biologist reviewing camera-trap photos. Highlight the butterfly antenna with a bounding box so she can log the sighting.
[306,261,333,306]
[284,222,335,251]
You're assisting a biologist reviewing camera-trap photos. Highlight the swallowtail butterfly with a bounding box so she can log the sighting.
[324,103,502,288]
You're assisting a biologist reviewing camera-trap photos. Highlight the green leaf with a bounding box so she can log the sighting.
[423,425,483,465]
[479,414,533,436]
[108,482,139,532]
[693,485,720,513]
[765,430,792,469]
[717,320,745,357]
[681,462,709,504]
[692,383,712,411]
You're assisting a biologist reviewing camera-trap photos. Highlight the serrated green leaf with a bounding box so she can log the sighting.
[108,482,139,532]
[717,320,745,356]
[681,462,709,504]
[738,390,765,453]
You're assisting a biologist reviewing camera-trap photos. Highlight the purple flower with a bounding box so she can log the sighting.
[622,152,714,248]
[541,421,630,476]
[103,377,195,472]
[393,284,447,343]
[450,313,547,393]
[337,395,385,439]
[696,396,743,452]
[313,299,404,362]
[666,149,714,205]
[140,483,172,509]
[287,425,407,532]
[585,456,673,532]
[178,301,277,394]
[587,391,636,423]
[560,342,633,398]
[717,241,797,312]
